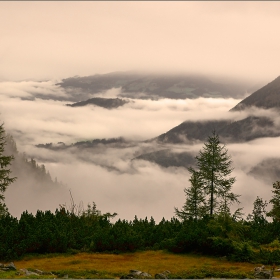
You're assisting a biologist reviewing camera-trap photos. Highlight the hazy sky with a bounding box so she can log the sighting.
[1,2,280,82]
[1,2,280,220]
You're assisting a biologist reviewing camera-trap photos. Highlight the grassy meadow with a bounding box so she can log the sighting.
[0,250,277,279]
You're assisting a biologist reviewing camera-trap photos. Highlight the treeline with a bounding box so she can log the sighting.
[2,127,280,265]
[1,202,280,265]
[5,134,65,188]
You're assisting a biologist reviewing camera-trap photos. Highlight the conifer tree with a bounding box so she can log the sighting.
[175,168,206,220]
[195,131,238,216]
[267,181,280,221]
[0,124,16,210]
[247,196,268,223]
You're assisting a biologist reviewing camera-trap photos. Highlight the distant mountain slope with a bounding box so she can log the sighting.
[36,137,128,150]
[134,149,195,168]
[231,76,280,111]
[5,135,64,190]
[153,116,278,144]
[57,71,138,94]
[66,97,129,109]
[248,158,280,184]
[121,75,246,99]
[57,71,252,101]
[154,120,230,144]
[151,76,280,144]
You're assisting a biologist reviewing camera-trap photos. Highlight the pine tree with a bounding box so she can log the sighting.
[267,181,280,221]
[247,196,268,223]
[195,131,238,216]
[175,168,206,221]
[0,124,16,212]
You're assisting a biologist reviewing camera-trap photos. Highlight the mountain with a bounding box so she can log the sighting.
[136,116,280,169]
[137,76,280,168]
[66,97,129,109]
[154,120,230,144]
[149,76,280,144]
[37,75,280,172]
[153,116,278,144]
[36,137,128,150]
[231,76,280,111]
[4,135,65,191]
[248,158,280,184]
[134,149,195,168]
[57,71,252,101]
[120,74,247,99]
[57,71,138,94]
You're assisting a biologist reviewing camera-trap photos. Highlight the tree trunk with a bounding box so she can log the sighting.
[210,168,214,216]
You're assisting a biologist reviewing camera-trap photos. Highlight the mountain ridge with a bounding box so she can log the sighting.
[57,71,252,101]
[66,97,129,109]
[231,76,280,111]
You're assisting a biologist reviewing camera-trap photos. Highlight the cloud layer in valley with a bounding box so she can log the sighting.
[0,80,279,221]
[1,1,280,222]
[0,81,244,148]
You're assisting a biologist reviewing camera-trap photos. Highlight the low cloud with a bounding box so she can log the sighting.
[6,138,277,221]
[1,80,279,221]
[0,81,245,149]
[0,80,67,99]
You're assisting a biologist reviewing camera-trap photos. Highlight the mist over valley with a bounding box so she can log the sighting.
[0,72,280,222]
[2,1,280,225]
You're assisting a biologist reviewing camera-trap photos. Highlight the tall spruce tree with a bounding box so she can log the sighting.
[0,124,16,213]
[175,167,206,221]
[196,131,237,216]
[267,181,280,221]
[247,196,268,223]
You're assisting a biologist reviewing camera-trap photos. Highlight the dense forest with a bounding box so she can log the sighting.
[1,125,280,266]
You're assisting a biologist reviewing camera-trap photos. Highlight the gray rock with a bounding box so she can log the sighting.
[255,265,266,272]
[129,270,143,276]
[254,270,273,279]
[140,272,152,278]
[120,275,134,279]
[18,269,27,275]
[19,269,39,276]
[0,263,4,268]
[155,273,168,279]
[4,262,16,271]
[121,270,152,279]
[33,269,44,275]
[32,268,53,275]
[155,271,171,279]
[27,271,39,276]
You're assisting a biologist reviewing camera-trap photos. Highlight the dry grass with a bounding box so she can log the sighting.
[2,250,279,278]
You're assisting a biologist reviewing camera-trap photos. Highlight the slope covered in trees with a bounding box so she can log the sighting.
[4,134,65,191]
[231,76,280,111]
[66,97,129,109]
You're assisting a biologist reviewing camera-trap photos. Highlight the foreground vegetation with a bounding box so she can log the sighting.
[1,205,280,267]
[1,126,280,278]
[1,131,280,267]
[0,250,275,279]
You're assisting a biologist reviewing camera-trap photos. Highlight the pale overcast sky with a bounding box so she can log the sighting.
[1,1,280,83]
